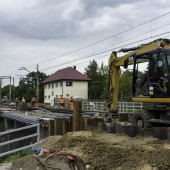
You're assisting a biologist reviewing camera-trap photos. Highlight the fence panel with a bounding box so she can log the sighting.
[0,123,40,158]
[82,101,143,113]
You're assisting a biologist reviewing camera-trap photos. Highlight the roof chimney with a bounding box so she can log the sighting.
[73,66,76,70]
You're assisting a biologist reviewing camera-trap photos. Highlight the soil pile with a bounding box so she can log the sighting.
[9,131,170,170]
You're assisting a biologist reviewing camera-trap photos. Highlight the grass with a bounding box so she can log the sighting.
[0,149,33,164]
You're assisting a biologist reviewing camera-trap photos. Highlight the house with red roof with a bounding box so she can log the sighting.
[41,66,91,103]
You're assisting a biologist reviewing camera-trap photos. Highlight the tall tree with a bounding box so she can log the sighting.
[84,60,99,99]
[84,60,108,100]
[84,60,99,80]
[1,85,15,101]
[119,70,133,101]
[99,62,108,99]
[17,71,47,102]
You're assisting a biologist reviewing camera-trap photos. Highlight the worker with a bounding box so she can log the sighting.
[22,97,26,103]
[34,98,38,107]
[59,97,65,108]
[20,97,27,111]
[15,98,19,109]
[31,97,35,107]
[69,96,74,110]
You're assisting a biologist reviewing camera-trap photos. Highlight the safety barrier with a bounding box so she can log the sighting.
[54,98,143,113]
[0,123,40,158]
[118,102,143,113]
[82,101,143,113]
[82,102,108,111]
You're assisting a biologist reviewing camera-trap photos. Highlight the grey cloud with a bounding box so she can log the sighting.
[0,0,80,39]
[0,0,138,40]
[0,0,169,42]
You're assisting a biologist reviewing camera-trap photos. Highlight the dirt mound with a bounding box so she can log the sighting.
[10,131,170,170]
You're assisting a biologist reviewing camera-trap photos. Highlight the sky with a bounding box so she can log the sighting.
[1,0,170,86]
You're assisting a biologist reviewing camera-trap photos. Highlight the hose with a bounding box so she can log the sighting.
[35,150,86,170]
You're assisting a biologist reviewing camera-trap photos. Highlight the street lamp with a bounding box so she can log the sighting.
[18,67,30,73]
[18,65,39,102]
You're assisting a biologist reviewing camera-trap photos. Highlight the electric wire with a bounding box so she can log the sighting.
[39,23,170,71]
[59,21,170,68]
[21,11,170,68]
[41,31,170,71]
[2,11,170,83]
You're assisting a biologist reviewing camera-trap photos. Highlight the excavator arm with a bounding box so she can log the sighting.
[106,38,170,113]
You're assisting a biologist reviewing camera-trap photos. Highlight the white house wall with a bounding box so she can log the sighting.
[44,81,88,103]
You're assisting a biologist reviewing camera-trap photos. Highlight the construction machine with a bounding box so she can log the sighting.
[106,38,170,128]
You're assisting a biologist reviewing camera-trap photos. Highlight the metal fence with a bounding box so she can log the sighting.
[54,98,143,113]
[118,102,143,113]
[82,101,107,111]
[0,123,40,158]
[82,101,143,113]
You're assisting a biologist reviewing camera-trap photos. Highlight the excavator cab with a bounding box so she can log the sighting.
[133,48,170,99]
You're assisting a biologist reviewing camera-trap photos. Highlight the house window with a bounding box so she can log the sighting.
[51,83,54,88]
[52,91,54,96]
[55,82,58,87]
[48,95,50,99]
[60,82,63,87]
[48,84,50,89]
[44,96,47,99]
[66,81,73,86]
[55,95,58,98]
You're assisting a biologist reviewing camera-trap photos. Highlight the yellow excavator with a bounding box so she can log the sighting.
[106,38,170,127]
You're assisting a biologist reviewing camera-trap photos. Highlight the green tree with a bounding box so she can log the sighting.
[119,70,133,101]
[1,85,15,101]
[99,62,108,99]
[17,71,47,102]
[1,85,10,98]
[84,60,108,100]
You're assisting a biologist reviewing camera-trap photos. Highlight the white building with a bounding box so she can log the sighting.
[41,66,91,103]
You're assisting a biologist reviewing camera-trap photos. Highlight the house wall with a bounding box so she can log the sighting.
[44,80,88,103]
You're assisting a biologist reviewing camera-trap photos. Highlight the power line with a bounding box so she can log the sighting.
[41,31,170,71]
[23,11,170,68]
[4,11,170,78]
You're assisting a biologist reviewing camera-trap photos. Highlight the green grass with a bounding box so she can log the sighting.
[0,149,33,163]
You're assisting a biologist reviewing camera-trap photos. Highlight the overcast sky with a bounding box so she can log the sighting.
[1,0,170,86]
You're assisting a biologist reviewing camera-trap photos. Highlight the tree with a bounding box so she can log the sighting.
[1,85,15,101]
[84,60,108,100]
[98,62,108,99]
[84,60,99,80]
[119,70,133,101]
[17,71,47,102]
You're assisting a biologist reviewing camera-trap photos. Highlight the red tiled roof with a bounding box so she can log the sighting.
[41,67,91,84]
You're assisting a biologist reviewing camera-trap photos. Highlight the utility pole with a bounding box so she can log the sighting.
[13,77,14,100]
[9,76,11,101]
[36,64,39,102]
[0,79,1,103]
